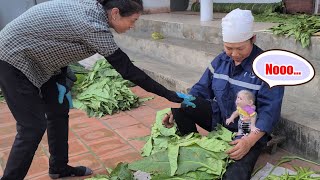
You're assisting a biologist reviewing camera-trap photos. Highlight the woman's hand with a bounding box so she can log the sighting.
[162,111,175,128]
[226,137,253,160]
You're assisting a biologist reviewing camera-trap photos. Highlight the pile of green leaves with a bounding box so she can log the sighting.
[265,156,320,180]
[128,108,234,179]
[72,59,149,118]
[266,167,320,180]
[86,162,134,180]
[256,13,320,48]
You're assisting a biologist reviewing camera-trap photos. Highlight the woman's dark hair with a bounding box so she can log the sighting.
[97,0,143,17]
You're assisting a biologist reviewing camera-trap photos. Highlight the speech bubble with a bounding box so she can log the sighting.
[253,49,315,88]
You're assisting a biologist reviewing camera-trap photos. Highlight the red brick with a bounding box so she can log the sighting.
[69,117,105,132]
[130,86,155,98]
[40,130,77,146]
[0,124,16,138]
[76,127,115,144]
[28,174,53,180]
[68,153,103,171]
[25,156,49,179]
[103,115,140,130]
[0,146,46,169]
[43,139,88,157]
[115,124,151,140]
[90,168,109,177]
[0,103,10,113]
[0,112,15,125]
[34,146,46,158]
[69,109,87,121]
[101,149,142,168]
[68,138,88,157]
[0,164,3,177]
[88,136,132,157]
[144,96,179,110]
[128,140,146,152]
[0,135,15,151]
[137,114,156,127]
[125,105,156,119]
[99,111,127,120]
[35,168,108,180]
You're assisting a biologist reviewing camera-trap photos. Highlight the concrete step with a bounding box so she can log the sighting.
[134,13,320,66]
[134,13,275,44]
[276,100,320,163]
[123,48,203,93]
[113,30,224,72]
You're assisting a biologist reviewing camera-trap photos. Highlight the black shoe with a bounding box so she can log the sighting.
[49,165,93,179]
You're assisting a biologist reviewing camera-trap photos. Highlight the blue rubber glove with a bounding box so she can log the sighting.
[176,92,196,108]
[56,82,73,109]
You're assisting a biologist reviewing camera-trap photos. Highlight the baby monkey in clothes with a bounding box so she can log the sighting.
[226,90,260,136]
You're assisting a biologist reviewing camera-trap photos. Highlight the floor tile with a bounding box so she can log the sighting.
[0,103,10,113]
[0,146,47,169]
[125,105,156,119]
[40,130,77,146]
[0,164,3,177]
[103,115,140,129]
[25,156,49,179]
[130,86,155,98]
[144,96,180,110]
[69,118,105,132]
[69,109,88,121]
[0,135,15,151]
[101,149,142,168]
[99,111,127,121]
[76,127,115,144]
[0,124,16,137]
[0,112,15,125]
[88,136,132,157]
[115,124,150,140]
[43,139,88,158]
[137,114,156,127]
[128,140,146,152]
[27,174,52,180]
[68,153,104,171]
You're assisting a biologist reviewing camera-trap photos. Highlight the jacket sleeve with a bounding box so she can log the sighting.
[189,62,215,100]
[105,48,182,103]
[255,82,284,134]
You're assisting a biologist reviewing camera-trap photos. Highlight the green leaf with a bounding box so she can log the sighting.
[128,150,171,176]
[168,144,180,176]
[141,137,153,157]
[109,162,134,180]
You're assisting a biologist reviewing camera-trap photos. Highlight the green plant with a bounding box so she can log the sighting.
[71,59,152,118]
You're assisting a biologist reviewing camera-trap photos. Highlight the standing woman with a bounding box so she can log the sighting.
[0,0,192,179]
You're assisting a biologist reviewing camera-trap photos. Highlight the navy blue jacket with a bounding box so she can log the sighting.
[189,45,284,139]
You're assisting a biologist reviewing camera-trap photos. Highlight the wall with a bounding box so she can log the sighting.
[0,0,50,29]
[143,0,170,14]
[283,0,314,14]
[0,0,35,29]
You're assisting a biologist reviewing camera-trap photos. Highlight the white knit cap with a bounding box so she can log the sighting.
[221,8,254,43]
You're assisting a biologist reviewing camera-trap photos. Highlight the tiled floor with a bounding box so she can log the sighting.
[0,86,319,180]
